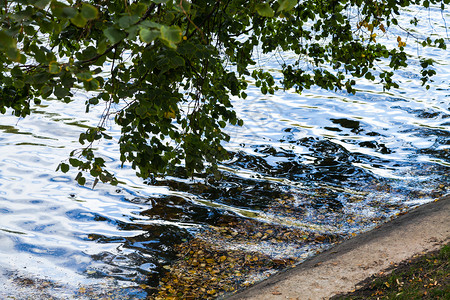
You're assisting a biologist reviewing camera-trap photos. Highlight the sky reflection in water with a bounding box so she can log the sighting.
[0,6,449,299]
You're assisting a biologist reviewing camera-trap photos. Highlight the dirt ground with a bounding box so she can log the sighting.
[331,242,449,299]
[226,195,449,300]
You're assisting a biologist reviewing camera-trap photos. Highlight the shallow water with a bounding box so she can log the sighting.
[0,6,449,299]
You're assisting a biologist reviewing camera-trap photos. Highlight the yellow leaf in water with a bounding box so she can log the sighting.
[78,287,86,293]
[219,255,227,262]
[315,235,326,241]
[206,258,214,264]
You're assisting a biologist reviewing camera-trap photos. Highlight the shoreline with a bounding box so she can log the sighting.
[226,195,449,300]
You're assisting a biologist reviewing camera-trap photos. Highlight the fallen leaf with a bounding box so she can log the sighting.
[272,291,282,295]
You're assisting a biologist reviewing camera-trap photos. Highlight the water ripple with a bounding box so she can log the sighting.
[0,5,449,299]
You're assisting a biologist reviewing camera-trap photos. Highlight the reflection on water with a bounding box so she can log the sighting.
[1,7,449,300]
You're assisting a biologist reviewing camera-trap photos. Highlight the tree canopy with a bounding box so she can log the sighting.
[0,0,448,186]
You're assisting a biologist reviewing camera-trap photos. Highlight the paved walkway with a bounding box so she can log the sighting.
[227,195,449,300]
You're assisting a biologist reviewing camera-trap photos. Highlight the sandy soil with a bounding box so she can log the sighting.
[226,195,449,300]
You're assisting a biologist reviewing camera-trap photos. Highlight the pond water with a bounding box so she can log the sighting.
[0,6,449,300]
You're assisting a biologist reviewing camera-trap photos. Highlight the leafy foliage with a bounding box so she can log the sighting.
[0,0,448,185]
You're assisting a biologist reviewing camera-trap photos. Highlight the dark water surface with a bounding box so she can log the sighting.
[0,6,449,299]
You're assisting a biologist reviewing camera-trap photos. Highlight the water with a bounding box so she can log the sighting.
[0,6,449,299]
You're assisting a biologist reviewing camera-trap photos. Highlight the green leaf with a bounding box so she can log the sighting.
[60,163,70,173]
[13,80,24,89]
[277,0,297,12]
[151,0,169,3]
[33,0,51,9]
[90,168,101,177]
[5,47,20,61]
[140,20,163,29]
[118,15,140,28]
[170,55,185,68]
[83,78,99,91]
[51,3,76,18]
[256,3,274,17]
[70,12,88,28]
[23,25,37,35]
[77,176,86,185]
[92,177,99,189]
[160,25,182,47]
[11,66,23,78]
[32,47,47,64]
[81,3,99,20]
[130,3,148,16]
[76,72,93,81]
[69,158,82,167]
[126,25,139,39]
[139,28,160,43]
[97,40,107,54]
[32,71,51,84]
[40,85,52,98]
[54,86,70,98]
[0,31,16,49]
[62,7,77,18]
[104,27,126,44]
[176,0,191,13]
[18,53,27,64]
[49,61,61,74]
